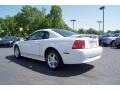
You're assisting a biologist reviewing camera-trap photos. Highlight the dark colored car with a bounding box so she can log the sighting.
[115,37,120,48]
[0,36,19,47]
[0,37,2,41]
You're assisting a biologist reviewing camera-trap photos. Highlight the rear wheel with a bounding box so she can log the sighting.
[116,45,120,48]
[45,50,63,70]
[14,46,21,59]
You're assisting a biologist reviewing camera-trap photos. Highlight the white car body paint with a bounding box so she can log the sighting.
[14,29,103,64]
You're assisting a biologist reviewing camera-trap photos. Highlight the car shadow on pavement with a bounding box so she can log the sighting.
[6,55,94,77]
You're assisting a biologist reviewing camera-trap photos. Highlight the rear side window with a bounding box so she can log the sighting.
[38,31,49,39]
[42,31,49,39]
[53,29,77,37]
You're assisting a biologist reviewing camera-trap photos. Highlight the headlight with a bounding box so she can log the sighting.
[9,41,13,43]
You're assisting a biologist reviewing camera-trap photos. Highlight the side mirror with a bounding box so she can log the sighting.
[24,36,29,41]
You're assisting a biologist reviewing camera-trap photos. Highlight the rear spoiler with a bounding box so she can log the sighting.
[71,34,98,38]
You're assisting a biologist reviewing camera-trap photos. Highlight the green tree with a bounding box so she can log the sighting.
[0,18,4,30]
[0,18,6,36]
[98,30,104,35]
[0,5,71,37]
[113,30,120,33]
[86,28,98,35]
[14,5,46,36]
[4,16,16,36]
[0,17,7,30]
[41,14,52,29]
[49,5,70,30]
[78,28,86,34]
[50,5,62,28]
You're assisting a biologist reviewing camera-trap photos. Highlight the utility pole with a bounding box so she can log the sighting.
[99,6,105,33]
[70,19,76,32]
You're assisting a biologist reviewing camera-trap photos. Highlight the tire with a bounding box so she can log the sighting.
[14,46,21,59]
[99,41,102,46]
[116,45,120,48]
[45,50,64,70]
[111,41,116,47]
[101,43,107,47]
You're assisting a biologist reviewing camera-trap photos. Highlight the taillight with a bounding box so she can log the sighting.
[72,40,85,49]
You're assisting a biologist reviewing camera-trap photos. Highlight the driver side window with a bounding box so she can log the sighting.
[28,32,39,40]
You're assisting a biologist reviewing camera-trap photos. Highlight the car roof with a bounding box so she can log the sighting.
[36,29,69,32]
[36,29,53,32]
[29,29,64,38]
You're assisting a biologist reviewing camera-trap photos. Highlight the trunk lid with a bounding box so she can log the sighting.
[70,34,99,48]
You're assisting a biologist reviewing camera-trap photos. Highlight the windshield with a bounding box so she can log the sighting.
[53,29,77,37]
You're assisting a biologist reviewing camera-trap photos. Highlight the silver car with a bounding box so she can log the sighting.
[99,33,120,47]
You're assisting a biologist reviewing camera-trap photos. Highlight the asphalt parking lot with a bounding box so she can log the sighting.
[0,47,120,85]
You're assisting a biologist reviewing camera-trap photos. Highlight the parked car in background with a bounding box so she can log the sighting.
[14,29,103,70]
[0,36,19,47]
[115,36,120,48]
[0,37,2,46]
[99,33,120,47]
[0,37,2,40]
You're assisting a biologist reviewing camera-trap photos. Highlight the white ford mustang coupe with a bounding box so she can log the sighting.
[14,29,103,70]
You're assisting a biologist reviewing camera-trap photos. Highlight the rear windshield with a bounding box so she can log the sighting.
[53,29,77,37]
[104,34,120,37]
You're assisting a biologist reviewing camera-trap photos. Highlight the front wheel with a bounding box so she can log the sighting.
[14,46,21,59]
[45,50,64,70]
[101,43,107,47]
[111,41,116,47]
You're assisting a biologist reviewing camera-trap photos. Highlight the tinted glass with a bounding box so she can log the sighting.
[42,31,49,39]
[53,29,77,37]
[113,33,120,37]
[28,31,49,40]
[28,32,40,40]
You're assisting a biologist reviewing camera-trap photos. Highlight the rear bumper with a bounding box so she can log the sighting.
[62,46,103,64]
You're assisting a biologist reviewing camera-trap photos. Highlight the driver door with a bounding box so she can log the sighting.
[20,31,42,59]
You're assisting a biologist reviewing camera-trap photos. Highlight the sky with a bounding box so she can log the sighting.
[0,5,120,32]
